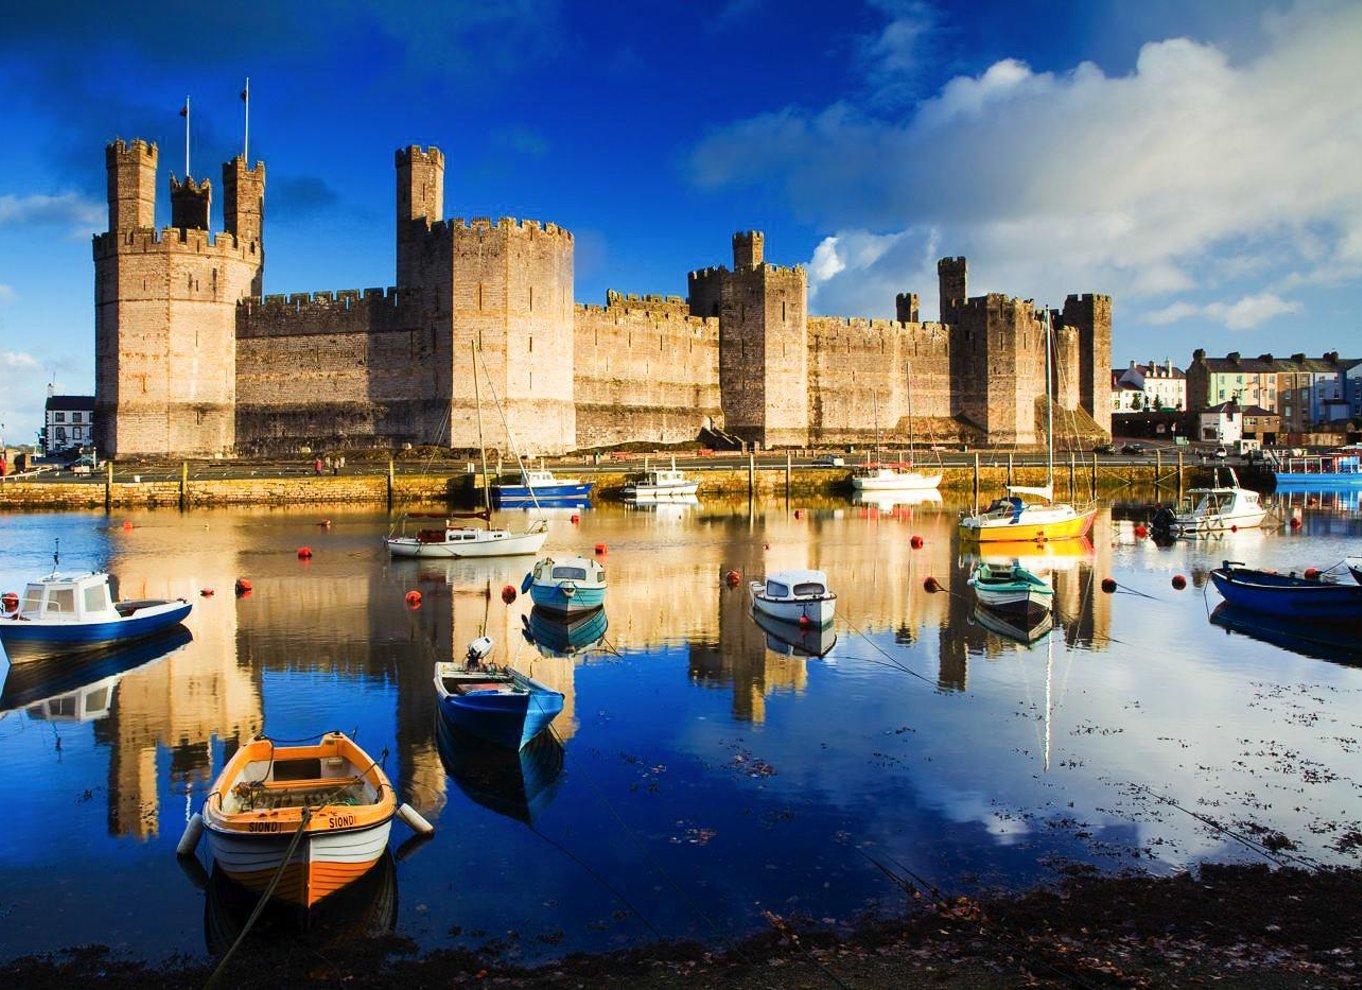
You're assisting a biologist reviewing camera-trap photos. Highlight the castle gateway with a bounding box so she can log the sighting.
[94,140,1111,458]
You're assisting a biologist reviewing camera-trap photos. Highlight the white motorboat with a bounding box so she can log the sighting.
[850,465,942,492]
[749,569,836,628]
[622,464,699,502]
[1151,468,1266,536]
[386,512,547,558]
[524,554,607,616]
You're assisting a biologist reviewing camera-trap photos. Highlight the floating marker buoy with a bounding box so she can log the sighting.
[1230,525,1238,532]
[798,615,811,629]
[594,543,607,555]
[1101,578,1117,594]
[176,813,204,857]
[1304,567,1320,580]
[764,543,770,550]
[319,519,331,528]
[1,591,17,612]
[122,520,133,531]
[1289,517,1303,529]
[1134,524,1148,539]
[501,584,517,604]
[405,590,422,607]
[200,588,215,597]
[923,577,941,593]
[910,535,924,549]
[397,802,435,836]
[725,570,741,587]
[297,546,313,558]
[570,514,580,524]
[234,579,252,596]
[794,509,802,519]
[1171,575,1187,590]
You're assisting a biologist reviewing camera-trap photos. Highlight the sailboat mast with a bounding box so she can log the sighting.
[1045,311,1055,489]
[472,341,491,515]
[906,360,914,464]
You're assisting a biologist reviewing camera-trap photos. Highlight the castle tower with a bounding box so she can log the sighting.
[106,139,157,231]
[169,175,211,231]
[709,231,809,448]
[396,146,445,292]
[895,292,920,323]
[1062,293,1114,434]
[223,157,265,296]
[93,140,264,457]
[937,257,967,324]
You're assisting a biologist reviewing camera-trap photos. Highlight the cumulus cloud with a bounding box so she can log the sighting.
[1145,292,1301,330]
[688,1,1362,328]
[0,192,103,231]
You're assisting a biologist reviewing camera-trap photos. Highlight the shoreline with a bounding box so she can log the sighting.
[2,863,1356,988]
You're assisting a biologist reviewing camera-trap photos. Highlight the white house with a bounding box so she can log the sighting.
[1110,360,1186,414]
[44,392,96,455]
[1197,401,1242,445]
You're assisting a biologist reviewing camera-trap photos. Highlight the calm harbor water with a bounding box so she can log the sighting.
[1,493,1359,964]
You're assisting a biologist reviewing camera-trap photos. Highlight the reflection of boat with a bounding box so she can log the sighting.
[749,569,836,628]
[0,561,192,663]
[623,464,699,501]
[525,554,607,617]
[1208,602,1362,666]
[526,605,608,657]
[492,469,593,507]
[0,626,192,717]
[435,717,565,824]
[750,607,837,658]
[971,602,1054,644]
[851,488,943,510]
[1209,561,1362,620]
[204,850,397,955]
[1348,556,1362,585]
[201,731,398,908]
[968,562,1053,626]
[385,512,547,558]
[1151,469,1266,536]
[435,636,565,749]
[961,537,1094,572]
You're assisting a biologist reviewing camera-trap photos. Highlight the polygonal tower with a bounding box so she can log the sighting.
[93,139,263,457]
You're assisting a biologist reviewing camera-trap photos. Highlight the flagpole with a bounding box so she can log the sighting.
[183,95,190,177]
[242,77,250,163]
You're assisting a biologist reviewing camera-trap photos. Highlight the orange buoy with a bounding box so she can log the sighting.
[1101,578,1117,594]
[234,579,253,596]
[923,577,940,593]
[794,509,802,519]
[1171,575,1187,590]
[764,543,770,550]
[501,584,517,604]
[121,520,133,531]
[594,543,607,555]
[1,591,18,612]
[1304,568,1320,580]
[1134,524,1148,539]
[405,590,422,606]
[297,547,313,558]
[319,519,331,528]
[1289,517,1303,529]
[200,588,215,597]
[725,570,741,587]
[910,535,924,549]
[570,514,580,524]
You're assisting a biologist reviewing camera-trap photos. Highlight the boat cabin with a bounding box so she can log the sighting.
[763,571,830,601]
[17,573,121,622]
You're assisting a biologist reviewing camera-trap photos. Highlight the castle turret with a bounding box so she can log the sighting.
[895,292,920,323]
[106,139,157,231]
[732,230,764,270]
[937,256,967,325]
[169,174,211,231]
[396,146,445,290]
[1062,293,1113,434]
[223,157,265,296]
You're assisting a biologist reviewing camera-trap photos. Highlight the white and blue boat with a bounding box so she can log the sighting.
[749,569,836,628]
[492,469,593,507]
[967,561,1054,627]
[0,566,192,664]
[1209,560,1362,622]
[1272,449,1362,490]
[523,555,607,617]
[434,637,565,750]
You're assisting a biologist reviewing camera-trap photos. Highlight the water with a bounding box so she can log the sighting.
[0,496,1359,964]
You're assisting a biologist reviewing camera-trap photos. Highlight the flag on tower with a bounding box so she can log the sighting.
[179,101,188,118]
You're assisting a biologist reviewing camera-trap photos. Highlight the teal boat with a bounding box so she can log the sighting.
[967,561,1054,627]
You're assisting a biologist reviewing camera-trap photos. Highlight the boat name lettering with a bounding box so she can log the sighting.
[328,814,356,829]
[247,820,283,833]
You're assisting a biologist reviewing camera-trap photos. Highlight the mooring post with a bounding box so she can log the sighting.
[785,450,792,502]
[973,452,980,507]
[105,460,113,511]
[180,461,187,511]
[1091,453,1098,498]
[1177,450,1184,500]
[387,458,395,509]
[1156,448,1163,488]
[748,451,756,499]
[1007,451,1013,486]
[1068,452,1076,497]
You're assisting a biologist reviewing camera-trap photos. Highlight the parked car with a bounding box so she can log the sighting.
[1120,442,1149,455]
[1213,446,1228,459]
[813,454,845,467]
[1092,442,1116,455]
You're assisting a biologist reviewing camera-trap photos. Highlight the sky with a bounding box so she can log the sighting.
[1,0,1360,445]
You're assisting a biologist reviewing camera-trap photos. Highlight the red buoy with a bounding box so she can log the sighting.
[570,514,580,524]
[501,584,517,604]
[297,547,313,559]
[923,577,941,593]
[200,588,215,597]
[1289,517,1303,529]
[798,615,811,628]
[1134,524,1148,539]
[764,543,770,550]
[1171,575,1187,590]
[405,590,422,607]
[1,592,18,612]
[725,570,741,587]
[794,509,802,519]
[121,520,133,531]
[234,579,253,596]
[1230,525,1238,532]
[594,543,607,555]
[319,519,331,528]
[1101,578,1117,594]
[1304,568,1320,580]
[910,535,924,549]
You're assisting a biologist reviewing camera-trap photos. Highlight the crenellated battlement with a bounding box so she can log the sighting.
[394,145,444,167]
[249,286,399,313]
[92,225,259,260]
[106,138,157,163]
[437,215,574,241]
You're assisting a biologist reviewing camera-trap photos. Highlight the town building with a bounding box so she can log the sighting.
[1187,351,1361,432]
[93,139,1112,459]
[1110,359,1185,414]
[43,392,96,455]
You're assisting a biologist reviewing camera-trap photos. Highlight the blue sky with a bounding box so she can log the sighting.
[2,0,1360,445]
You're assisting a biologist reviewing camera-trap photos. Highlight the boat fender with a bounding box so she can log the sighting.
[521,573,534,594]
[397,803,435,837]
[1171,575,1187,590]
[1304,568,1320,581]
[570,514,580,524]
[1,592,17,612]
[405,590,422,607]
[910,535,924,549]
[234,579,252,596]
[724,570,741,587]
[594,543,607,555]
[297,546,313,559]
[501,584,517,604]
[798,615,811,629]
[923,577,941,593]
[176,813,204,857]
[1101,578,1117,594]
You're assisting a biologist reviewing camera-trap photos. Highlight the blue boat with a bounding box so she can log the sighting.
[1272,449,1362,490]
[491,469,593,507]
[435,717,565,824]
[523,554,607,617]
[526,605,608,657]
[433,636,565,749]
[1208,560,1362,622]
[0,568,192,663]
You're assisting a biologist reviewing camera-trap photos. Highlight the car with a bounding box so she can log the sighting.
[1120,442,1149,455]
[1092,443,1116,455]
[813,454,845,467]
[1213,446,1228,459]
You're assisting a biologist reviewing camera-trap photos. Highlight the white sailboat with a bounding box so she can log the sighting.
[851,361,941,492]
[386,344,549,558]
[959,312,1096,542]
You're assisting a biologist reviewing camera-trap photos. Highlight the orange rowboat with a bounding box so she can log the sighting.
[200,732,397,908]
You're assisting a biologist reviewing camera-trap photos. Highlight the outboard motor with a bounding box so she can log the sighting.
[465,635,495,667]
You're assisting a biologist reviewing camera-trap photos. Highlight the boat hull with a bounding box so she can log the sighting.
[623,482,700,501]
[960,506,1097,543]
[749,589,836,628]
[527,605,609,657]
[386,529,547,558]
[0,599,192,663]
[1209,567,1362,621]
[204,820,393,908]
[435,665,565,749]
[1274,472,1362,489]
[851,471,941,492]
[528,583,607,617]
[492,483,593,507]
[972,602,1054,643]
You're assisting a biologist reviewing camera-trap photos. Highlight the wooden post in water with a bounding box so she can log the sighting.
[105,460,113,511]
[785,450,792,502]
[1155,449,1162,488]
[1177,450,1184,500]
[973,452,980,507]
[1068,453,1076,497]
[1091,453,1098,499]
[748,451,756,499]
[180,462,187,510]
[387,458,395,508]
[1007,451,1013,486]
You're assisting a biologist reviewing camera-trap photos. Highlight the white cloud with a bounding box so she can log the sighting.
[0,192,103,232]
[1144,292,1300,330]
[0,284,16,304]
[688,2,1362,330]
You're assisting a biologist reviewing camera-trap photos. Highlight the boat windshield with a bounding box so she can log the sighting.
[765,580,790,598]
[552,566,588,581]
[792,582,827,597]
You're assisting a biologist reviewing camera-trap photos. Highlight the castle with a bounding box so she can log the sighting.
[93,139,1111,458]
